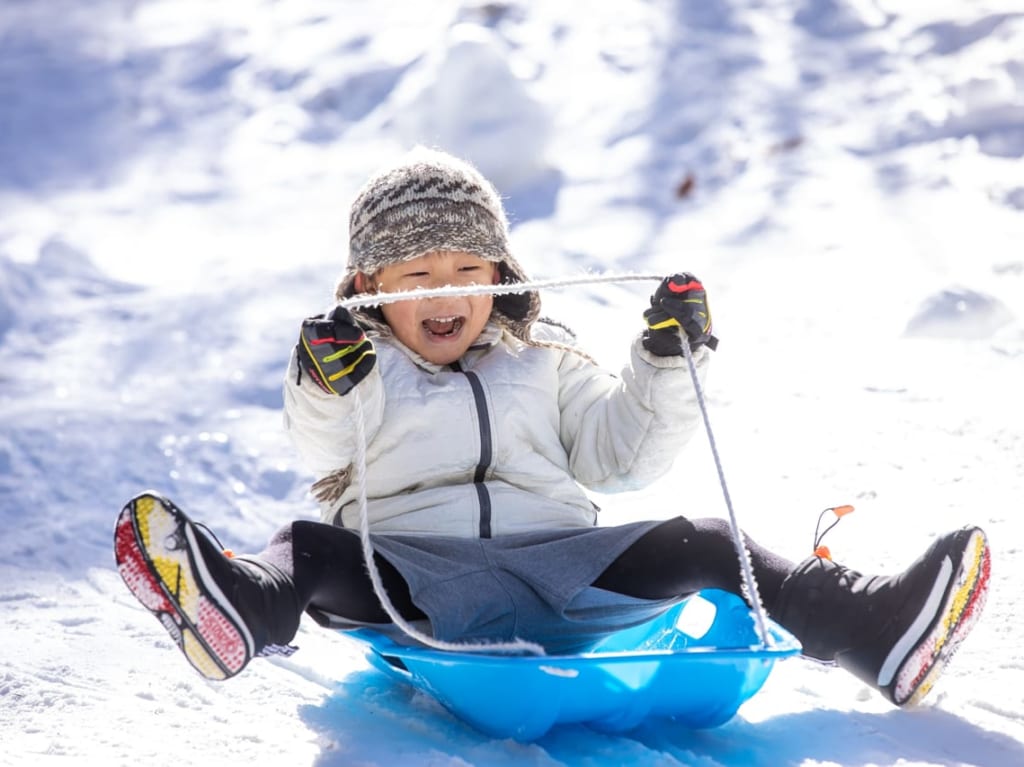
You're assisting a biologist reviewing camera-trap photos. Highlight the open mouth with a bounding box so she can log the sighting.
[423,316,465,337]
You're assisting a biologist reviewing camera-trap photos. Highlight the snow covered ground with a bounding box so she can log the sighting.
[2,0,1023,764]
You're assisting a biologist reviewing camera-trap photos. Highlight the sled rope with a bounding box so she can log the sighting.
[679,340,772,646]
[336,272,664,311]
[344,271,772,653]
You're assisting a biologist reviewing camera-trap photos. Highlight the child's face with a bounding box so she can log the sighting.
[369,251,500,365]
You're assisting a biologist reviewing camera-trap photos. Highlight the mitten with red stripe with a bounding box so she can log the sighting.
[642,273,719,356]
[296,307,376,395]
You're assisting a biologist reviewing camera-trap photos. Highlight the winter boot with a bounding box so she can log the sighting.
[114,492,302,680]
[773,526,990,706]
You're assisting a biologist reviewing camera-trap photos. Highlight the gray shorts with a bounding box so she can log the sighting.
[363,520,680,654]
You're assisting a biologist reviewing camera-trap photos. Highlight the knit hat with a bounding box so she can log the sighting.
[335,147,540,341]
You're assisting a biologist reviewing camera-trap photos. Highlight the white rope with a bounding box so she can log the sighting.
[336,272,663,311]
[343,270,773,653]
[680,342,773,647]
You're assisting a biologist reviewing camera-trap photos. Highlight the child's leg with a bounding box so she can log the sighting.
[592,516,795,609]
[259,520,426,624]
[592,516,990,707]
[116,495,427,681]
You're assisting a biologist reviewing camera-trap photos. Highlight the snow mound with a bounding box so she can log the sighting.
[389,23,552,193]
[904,287,1013,339]
[0,256,35,342]
[907,13,1024,159]
[794,0,888,37]
[0,238,137,342]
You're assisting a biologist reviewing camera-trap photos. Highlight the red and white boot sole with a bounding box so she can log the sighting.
[114,493,255,680]
[888,528,991,706]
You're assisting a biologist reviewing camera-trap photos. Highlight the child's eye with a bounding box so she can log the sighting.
[458,265,482,272]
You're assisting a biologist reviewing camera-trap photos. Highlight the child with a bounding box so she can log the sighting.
[115,147,989,708]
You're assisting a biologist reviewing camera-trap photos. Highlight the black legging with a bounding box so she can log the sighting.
[592,516,794,610]
[259,516,795,624]
[261,521,426,624]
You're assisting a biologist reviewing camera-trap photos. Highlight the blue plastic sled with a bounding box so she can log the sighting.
[346,589,801,740]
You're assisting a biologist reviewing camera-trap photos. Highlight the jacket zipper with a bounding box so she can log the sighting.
[450,362,493,538]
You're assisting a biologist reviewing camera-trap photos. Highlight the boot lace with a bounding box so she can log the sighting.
[813,505,855,560]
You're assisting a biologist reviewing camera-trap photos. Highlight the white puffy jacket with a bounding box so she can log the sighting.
[282,321,709,537]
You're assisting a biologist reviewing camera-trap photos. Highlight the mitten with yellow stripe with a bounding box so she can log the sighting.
[642,273,719,356]
[296,306,376,395]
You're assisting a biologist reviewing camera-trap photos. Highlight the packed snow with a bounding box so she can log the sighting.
[2,1,1023,765]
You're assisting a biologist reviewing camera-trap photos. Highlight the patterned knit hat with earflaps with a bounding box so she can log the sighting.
[335,147,540,342]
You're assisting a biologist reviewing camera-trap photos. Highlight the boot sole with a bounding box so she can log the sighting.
[114,493,254,680]
[888,527,991,706]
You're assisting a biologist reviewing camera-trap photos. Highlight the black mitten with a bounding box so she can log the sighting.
[296,307,376,395]
[642,273,718,356]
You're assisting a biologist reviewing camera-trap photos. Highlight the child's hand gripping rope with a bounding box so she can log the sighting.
[296,307,376,395]
[642,273,719,356]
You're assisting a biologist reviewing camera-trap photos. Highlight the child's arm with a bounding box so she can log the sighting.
[282,309,385,495]
[556,274,715,491]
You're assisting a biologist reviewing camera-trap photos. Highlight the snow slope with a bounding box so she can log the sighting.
[1,1,1023,764]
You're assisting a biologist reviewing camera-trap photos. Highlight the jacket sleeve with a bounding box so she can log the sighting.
[556,335,710,492]
[281,345,386,480]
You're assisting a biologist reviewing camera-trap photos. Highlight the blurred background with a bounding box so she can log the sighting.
[1,2,1022,763]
